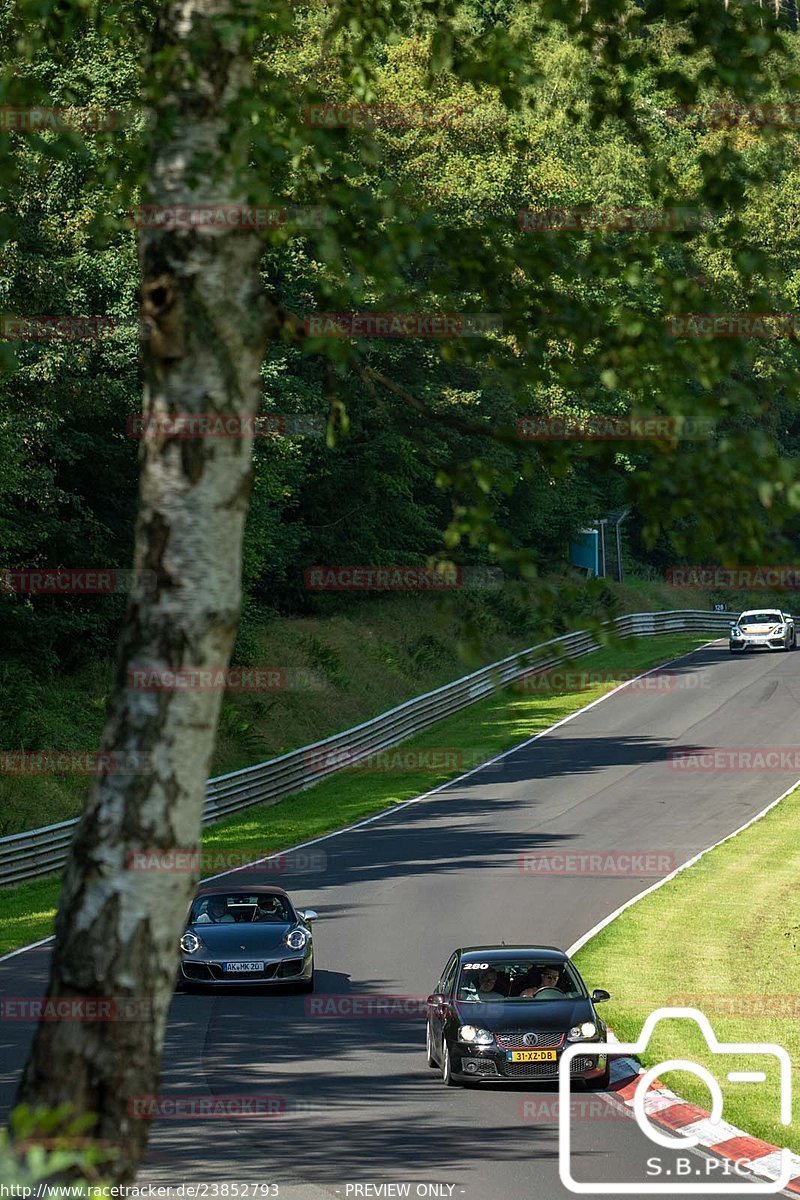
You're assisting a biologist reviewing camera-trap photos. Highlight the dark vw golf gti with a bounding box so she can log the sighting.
[178,885,316,991]
[425,945,610,1087]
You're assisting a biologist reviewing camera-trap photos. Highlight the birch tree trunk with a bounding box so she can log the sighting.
[16,0,269,1181]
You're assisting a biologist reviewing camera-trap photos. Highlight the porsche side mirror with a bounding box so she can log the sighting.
[427,994,446,1007]
[592,988,611,1003]
[298,908,318,922]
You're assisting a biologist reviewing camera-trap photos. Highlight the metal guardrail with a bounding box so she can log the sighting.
[0,609,734,887]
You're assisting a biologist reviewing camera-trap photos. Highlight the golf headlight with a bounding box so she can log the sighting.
[286,929,307,951]
[458,1025,494,1045]
[568,1021,597,1040]
[180,932,200,954]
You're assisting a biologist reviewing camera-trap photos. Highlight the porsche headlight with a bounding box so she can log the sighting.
[458,1025,494,1045]
[180,932,200,954]
[286,929,308,951]
[731,627,743,638]
[568,1021,597,1040]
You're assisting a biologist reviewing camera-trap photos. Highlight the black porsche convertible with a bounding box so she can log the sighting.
[425,945,611,1087]
[178,885,316,991]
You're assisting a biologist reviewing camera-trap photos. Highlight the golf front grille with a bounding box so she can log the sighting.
[495,1030,565,1049]
[460,1058,499,1076]
[500,1055,596,1079]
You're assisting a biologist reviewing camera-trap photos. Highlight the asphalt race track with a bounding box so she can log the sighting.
[3,638,800,1200]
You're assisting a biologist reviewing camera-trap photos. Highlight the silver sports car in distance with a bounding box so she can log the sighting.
[178,885,316,991]
[729,609,796,654]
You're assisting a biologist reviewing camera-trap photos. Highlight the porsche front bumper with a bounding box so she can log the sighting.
[180,949,313,986]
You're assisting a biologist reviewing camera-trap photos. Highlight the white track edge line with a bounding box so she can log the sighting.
[0,934,57,962]
[0,636,718,963]
[566,771,800,958]
[567,765,800,1193]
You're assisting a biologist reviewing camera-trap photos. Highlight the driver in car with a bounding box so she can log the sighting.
[520,965,561,997]
[255,895,284,921]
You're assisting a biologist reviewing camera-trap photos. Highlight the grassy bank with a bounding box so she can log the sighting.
[575,783,800,1152]
[0,631,709,956]
[0,574,725,839]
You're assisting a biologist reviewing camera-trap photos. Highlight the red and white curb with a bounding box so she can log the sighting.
[608,1050,800,1193]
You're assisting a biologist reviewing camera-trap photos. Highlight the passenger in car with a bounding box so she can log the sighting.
[195,897,235,924]
[476,968,505,1000]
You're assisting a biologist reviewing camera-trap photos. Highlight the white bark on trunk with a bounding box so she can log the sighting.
[16,0,270,1180]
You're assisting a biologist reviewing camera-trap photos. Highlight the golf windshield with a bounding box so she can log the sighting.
[457,959,584,1001]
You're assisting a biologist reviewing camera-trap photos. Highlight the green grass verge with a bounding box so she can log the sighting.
[0,578,724,838]
[0,632,708,958]
[575,783,800,1153]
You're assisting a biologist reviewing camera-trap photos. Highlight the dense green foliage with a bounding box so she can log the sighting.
[0,0,798,685]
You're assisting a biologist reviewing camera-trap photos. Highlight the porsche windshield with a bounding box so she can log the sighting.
[189,893,294,924]
[739,613,782,626]
[457,959,584,1001]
